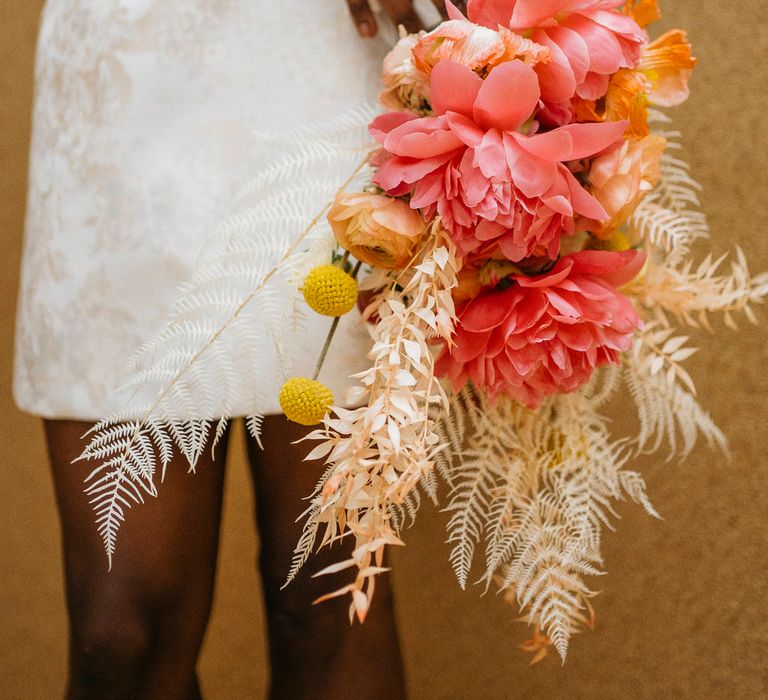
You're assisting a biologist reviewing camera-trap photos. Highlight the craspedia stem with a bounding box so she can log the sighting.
[312,260,363,381]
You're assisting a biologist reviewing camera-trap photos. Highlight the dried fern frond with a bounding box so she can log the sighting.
[436,374,659,661]
[77,109,376,566]
[623,347,727,460]
[630,247,768,330]
[628,130,709,258]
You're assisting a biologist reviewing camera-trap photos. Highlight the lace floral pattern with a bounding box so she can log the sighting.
[14,0,389,419]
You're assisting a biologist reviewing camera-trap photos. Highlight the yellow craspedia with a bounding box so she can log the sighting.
[279,377,334,426]
[587,231,631,252]
[301,264,358,317]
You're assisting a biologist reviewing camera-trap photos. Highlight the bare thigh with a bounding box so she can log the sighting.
[249,414,408,700]
[46,419,229,700]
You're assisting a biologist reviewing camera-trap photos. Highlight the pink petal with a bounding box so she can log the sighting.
[577,71,610,100]
[473,61,540,132]
[461,288,516,331]
[431,60,483,119]
[547,26,590,84]
[516,259,574,288]
[531,32,577,104]
[444,0,468,21]
[562,166,608,220]
[589,9,647,43]
[467,0,513,28]
[568,249,646,287]
[504,134,557,198]
[513,129,574,161]
[565,15,624,74]
[545,289,582,318]
[540,193,573,216]
[369,112,418,143]
[475,129,507,179]
[394,128,465,158]
[510,0,567,28]
[374,153,452,191]
[475,219,507,241]
[453,330,492,362]
[556,120,628,159]
[446,112,485,148]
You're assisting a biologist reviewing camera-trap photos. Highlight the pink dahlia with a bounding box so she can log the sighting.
[465,0,648,111]
[435,249,645,407]
[371,59,625,261]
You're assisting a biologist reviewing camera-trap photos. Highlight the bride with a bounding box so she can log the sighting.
[14,1,458,698]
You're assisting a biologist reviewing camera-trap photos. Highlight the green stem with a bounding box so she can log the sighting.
[312,260,363,381]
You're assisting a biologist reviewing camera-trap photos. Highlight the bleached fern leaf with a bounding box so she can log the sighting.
[629,130,709,258]
[435,372,658,660]
[624,352,728,460]
[445,453,497,588]
[77,108,376,565]
[631,247,768,330]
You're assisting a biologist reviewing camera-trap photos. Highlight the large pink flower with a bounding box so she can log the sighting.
[465,0,648,109]
[371,60,626,261]
[436,249,645,407]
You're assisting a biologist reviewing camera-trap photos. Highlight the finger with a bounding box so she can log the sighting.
[345,0,378,38]
[380,0,425,33]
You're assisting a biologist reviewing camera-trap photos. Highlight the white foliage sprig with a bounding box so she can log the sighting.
[437,375,659,661]
[288,224,459,622]
[629,247,768,330]
[629,129,709,259]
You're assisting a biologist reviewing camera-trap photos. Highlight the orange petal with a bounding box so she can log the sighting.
[640,29,697,108]
[622,0,662,28]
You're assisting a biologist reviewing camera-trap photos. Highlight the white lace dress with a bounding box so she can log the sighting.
[14,0,430,420]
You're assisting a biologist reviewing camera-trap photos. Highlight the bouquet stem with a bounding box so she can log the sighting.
[312,259,363,381]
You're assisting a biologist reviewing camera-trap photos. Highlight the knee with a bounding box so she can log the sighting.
[70,615,151,697]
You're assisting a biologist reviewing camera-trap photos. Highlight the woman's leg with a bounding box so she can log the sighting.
[247,415,408,700]
[46,420,230,700]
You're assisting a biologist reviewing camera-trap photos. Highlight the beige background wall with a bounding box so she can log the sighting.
[1,2,766,698]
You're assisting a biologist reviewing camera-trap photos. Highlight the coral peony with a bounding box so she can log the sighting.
[380,31,431,114]
[464,0,648,108]
[639,29,696,108]
[371,60,626,261]
[328,192,426,269]
[583,134,666,237]
[436,249,646,407]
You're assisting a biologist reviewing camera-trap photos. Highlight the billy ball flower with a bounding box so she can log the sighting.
[279,377,334,426]
[301,264,358,317]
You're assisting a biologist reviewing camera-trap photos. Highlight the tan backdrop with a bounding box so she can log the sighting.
[2,2,766,698]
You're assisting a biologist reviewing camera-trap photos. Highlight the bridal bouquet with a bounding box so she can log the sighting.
[82,0,768,663]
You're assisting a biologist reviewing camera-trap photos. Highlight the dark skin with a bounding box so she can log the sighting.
[47,417,405,700]
[45,3,478,697]
[345,0,468,37]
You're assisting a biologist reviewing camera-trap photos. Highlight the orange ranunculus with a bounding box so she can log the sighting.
[622,0,661,28]
[411,19,550,78]
[328,192,427,269]
[585,134,667,238]
[380,31,431,114]
[573,69,652,139]
[639,29,696,108]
